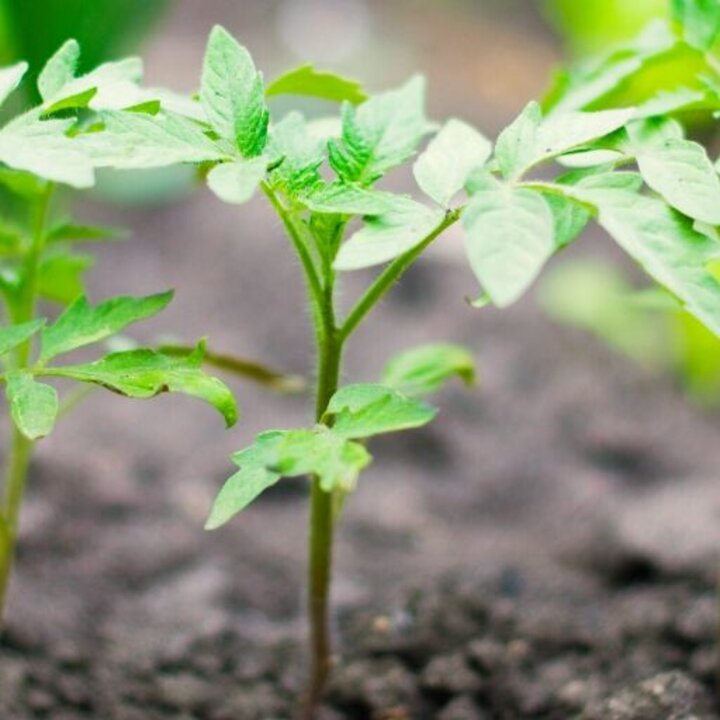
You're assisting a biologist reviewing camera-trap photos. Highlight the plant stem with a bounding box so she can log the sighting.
[339,209,461,343]
[0,184,53,626]
[302,260,342,720]
[288,203,458,718]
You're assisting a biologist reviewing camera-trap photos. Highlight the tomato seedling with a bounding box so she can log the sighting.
[71,13,720,716]
[0,44,242,625]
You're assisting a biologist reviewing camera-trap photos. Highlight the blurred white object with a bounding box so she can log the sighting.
[277,0,371,63]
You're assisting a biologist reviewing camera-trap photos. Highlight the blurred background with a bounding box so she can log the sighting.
[3,0,720,659]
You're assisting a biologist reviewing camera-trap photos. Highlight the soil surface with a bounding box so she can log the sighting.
[3,1,720,718]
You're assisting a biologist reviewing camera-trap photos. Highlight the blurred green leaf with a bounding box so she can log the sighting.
[38,251,94,304]
[671,0,720,50]
[382,343,476,397]
[6,371,58,439]
[0,319,44,358]
[266,64,367,105]
[0,0,170,97]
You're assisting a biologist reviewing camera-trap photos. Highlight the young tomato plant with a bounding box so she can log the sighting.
[0,45,242,625]
[96,22,720,717]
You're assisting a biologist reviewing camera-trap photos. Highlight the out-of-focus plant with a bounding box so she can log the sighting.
[539,261,720,404]
[540,2,720,407]
[0,39,304,629]
[544,0,720,117]
[0,0,170,90]
[544,0,668,56]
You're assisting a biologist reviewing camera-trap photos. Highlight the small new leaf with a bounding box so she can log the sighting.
[326,384,437,440]
[266,112,324,193]
[266,64,367,105]
[6,372,58,440]
[201,26,269,157]
[41,292,174,363]
[382,343,476,397]
[414,119,492,207]
[329,76,430,185]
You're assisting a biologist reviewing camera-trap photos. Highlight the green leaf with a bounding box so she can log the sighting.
[556,148,626,168]
[206,425,371,529]
[206,157,267,204]
[44,344,237,427]
[40,291,174,363]
[569,185,720,336]
[463,181,555,307]
[38,39,144,113]
[634,138,720,225]
[266,64,367,105]
[0,319,45,358]
[335,197,444,271]
[671,0,720,50]
[201,25,269,157]
[0,62,28,108]
[37,39,79,103]
[47,222,126,244]
[382,343,476,397]
[82,110,226,169]
[0,113,95,188]
[38,251,93,304]
[545,22,677,113]
[544,192,591,248]
[329,76,430,185]
[413,119,492,207]
[326,383,437,439]
[267,112,324,194]
[6,371,58,440]
[494,101,542,180]
[206,432,283,528]
[299,183,397,216]
[496,102,634,179]
[0,168,48,199]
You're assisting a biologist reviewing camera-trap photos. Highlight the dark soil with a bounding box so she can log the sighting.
[4,2,720,718]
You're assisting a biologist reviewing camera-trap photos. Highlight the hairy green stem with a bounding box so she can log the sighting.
[339,209,461,343]
[288,203,459,718]
[0,184,53,626]
[301,252,342,719]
